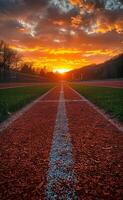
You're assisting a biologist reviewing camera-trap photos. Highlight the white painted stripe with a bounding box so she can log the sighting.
[69,86,123,133]
[0,87,57,133]
[46,85,76,199]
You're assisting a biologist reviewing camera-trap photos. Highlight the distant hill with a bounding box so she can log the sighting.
[66,54,123,81]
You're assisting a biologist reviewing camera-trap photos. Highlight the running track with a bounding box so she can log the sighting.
[74,80,123,88]
[0,84,123,199]
[0,82,49,89]
[0,80,123,89]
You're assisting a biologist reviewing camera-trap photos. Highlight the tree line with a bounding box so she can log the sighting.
[0,40,48,82]
[0,40,62,82]
[66,53,123,81]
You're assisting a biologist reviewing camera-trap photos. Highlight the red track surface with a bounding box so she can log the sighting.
[0,84,123,199]
[75,80,123,88]
[0,87,59,200]
[0,82,49,89]
[64,86,123,200]
[0,80,123,89]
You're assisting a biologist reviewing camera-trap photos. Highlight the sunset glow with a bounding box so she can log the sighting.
[0,0,123,72]
[54,68,69,74]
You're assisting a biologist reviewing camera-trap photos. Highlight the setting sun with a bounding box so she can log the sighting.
[58,69,67,74]
[53,69,69,74]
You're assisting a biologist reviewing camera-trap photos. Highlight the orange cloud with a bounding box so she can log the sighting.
[93,18,123,34]
[84,49,119,57]
[53,20,65,26]
[113,20,123,34]
[71,16,82,28]
[10,45,41,52]
[69,0,82,6]
[23,56,90,71]
[69,0,95,10]
[46,48,81,55]
[11,45,81,55]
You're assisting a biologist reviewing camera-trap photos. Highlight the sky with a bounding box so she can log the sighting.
[0,0,123,72]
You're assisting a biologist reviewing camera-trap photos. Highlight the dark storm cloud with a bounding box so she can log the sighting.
[0,0,22,14]
[0,0,78,32]
[24,0,49,7]
[47,4,78,23]
[0,0,50,20]
[0,0,49,12]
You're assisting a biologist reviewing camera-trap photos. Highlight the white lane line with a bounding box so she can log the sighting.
[46,85,76,199]
[69,86,123,133]
[0,87,57,133]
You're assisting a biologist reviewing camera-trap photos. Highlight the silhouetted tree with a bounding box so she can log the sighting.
[0,40,21,70]
[20,62,35,74]
[0,40,22,81]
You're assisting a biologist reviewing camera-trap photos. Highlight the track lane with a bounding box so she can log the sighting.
[64,85,123,200]
[1,83,123,199]
[74,80,123,88]
[0,87,60,200]
[0,82,50,89]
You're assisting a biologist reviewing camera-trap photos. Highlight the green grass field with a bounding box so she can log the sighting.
[71,84,123,122]
[0,84,54,122]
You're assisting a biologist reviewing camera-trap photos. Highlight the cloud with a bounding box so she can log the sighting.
[0,0,123,71]
[68,0,123,34]
[69,0,123,10]
[0,0,23,12]
[18,19,38,37]
[0,0,49,13]
[46,48,81,55]
[53,20,65,26]
[71,15,82,27]
[50,0,74,13]
[84,49,119,57]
